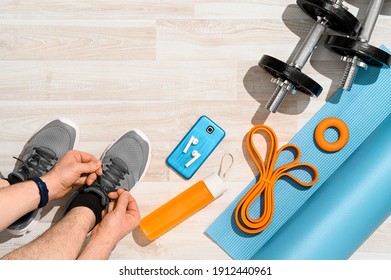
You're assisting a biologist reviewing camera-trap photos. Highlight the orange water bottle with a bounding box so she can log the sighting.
[139,173,226,241]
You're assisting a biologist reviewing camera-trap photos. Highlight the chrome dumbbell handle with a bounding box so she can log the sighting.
[359,0,383,43]
[290,18,329,70]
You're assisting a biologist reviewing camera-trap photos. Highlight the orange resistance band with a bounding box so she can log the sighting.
[234,125,319,234]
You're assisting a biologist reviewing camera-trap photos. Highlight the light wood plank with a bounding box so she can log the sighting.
[157,19,304,61]
[0,20,156,60]
[0,1,194,20]
[0,61,237,101]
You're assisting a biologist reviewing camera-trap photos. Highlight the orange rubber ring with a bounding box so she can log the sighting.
[315,118,349,152]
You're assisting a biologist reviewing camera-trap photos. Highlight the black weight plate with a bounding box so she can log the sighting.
[258,55,323,97]
[297,0,360,36]
[325,35,391,67]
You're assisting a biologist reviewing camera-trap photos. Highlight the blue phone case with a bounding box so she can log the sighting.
[166,116,225,179]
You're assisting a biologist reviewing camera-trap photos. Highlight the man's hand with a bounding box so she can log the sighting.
[90,189,140,246]
[76,189,140,259]
[42,150,103,200]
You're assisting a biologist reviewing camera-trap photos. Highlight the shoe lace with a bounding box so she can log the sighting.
[13,146,58,179]
[97,158,129,193]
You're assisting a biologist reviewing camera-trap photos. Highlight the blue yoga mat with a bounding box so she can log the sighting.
[205,45,391,260]
[252,115,391,259]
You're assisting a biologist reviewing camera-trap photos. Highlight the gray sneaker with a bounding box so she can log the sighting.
[67,129,151,208]
[7,118,79,235]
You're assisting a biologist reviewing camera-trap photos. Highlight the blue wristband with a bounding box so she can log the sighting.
[31,177,49,208]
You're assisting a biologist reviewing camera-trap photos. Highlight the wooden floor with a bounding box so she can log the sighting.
[0,0,390,260]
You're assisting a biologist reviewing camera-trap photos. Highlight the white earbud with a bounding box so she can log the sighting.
[183,136,199,154]
[185,150,201,168]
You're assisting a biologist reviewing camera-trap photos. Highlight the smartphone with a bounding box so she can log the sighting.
[166,115,225,179]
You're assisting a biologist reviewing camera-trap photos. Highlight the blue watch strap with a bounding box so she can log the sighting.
[31,177,49,208]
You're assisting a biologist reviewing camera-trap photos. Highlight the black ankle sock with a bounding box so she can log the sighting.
[6,174,22,185]
[66,192,105,225]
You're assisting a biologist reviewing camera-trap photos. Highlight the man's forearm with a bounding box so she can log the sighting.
[0,181,41,231]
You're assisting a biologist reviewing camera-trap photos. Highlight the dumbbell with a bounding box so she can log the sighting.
[325,0,391,91]
[259,0,360,113]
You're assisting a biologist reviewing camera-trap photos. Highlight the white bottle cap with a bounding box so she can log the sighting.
[203,172,226,199]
